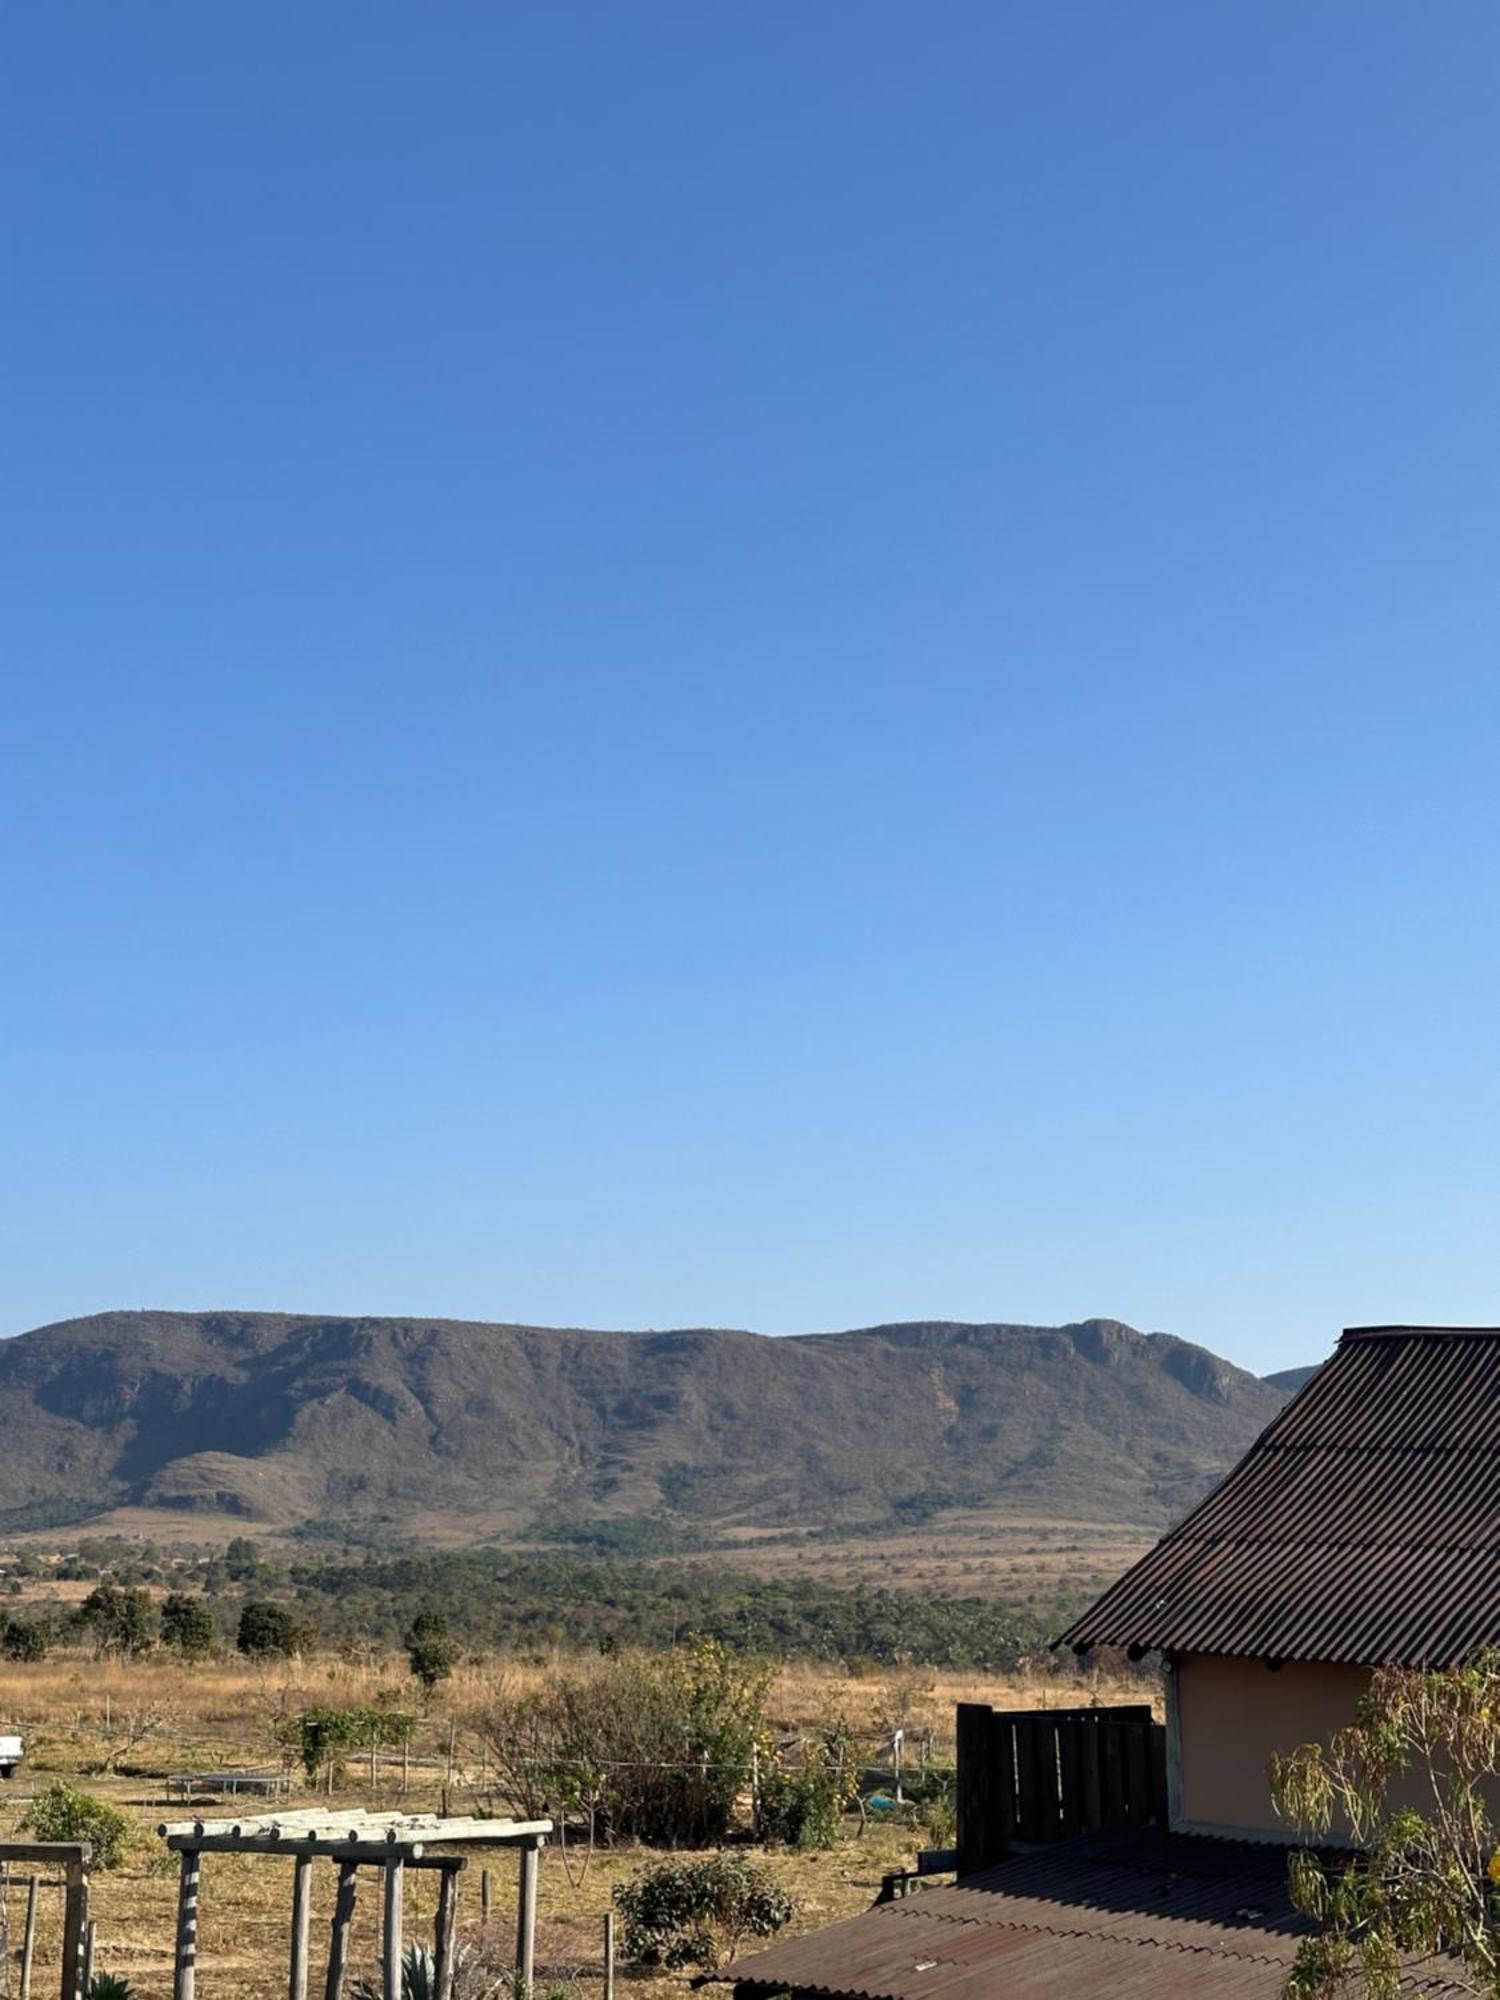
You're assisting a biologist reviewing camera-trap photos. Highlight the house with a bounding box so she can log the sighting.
[710,1324,1494,1997]
[1063,1322,1500,1840]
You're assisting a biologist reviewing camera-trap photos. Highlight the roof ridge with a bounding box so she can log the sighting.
[1341,1324,1500,1342]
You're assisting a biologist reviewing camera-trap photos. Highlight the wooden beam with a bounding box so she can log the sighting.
[172,1847,201,2000]
[382,1858,404,2000]
[323,1861,359,2000]
[170,1836,426,1861]
[289,1855,313,2000]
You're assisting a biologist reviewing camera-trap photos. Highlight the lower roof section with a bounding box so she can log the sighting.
[713,1830,1465,1999]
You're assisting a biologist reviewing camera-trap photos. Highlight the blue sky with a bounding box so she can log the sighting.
[5,3,1500,1374]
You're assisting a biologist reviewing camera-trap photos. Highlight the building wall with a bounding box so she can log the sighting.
[1172,1652,1371,1838]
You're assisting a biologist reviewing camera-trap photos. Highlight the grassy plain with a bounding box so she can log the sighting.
[0,1650,1152,2000]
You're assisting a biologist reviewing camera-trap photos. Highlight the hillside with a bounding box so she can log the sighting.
[1263,1364,1320,1394]
[0,1310,1287,1540]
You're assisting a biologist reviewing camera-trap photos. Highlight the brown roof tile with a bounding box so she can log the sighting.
[1061,1326,1500,1666]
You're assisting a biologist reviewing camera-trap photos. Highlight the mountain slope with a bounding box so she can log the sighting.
[0,1310,1288,1537]
[1263,1364,1320,1394]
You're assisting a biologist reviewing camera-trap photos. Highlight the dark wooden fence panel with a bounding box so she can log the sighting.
[955,1703,1166,1876]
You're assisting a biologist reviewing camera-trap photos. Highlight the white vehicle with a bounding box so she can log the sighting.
[0,1735,22,1779]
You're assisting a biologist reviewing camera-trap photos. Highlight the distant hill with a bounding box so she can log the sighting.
[1263,1364,1320,1394]
[0,1310,1289,1539]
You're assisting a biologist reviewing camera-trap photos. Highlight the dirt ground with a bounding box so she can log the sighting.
[0,1651,1154,1999]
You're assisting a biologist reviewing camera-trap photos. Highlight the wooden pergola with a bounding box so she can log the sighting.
[155,1810,552,2000]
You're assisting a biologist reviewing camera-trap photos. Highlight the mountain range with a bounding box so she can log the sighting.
[0,1309,1300,1541]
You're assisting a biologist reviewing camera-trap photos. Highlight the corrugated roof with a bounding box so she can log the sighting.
[1062,1326,1500,1666]
[712,1830,1465,1998]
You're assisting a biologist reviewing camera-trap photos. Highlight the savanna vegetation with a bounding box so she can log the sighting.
[0,1530,1150,2000]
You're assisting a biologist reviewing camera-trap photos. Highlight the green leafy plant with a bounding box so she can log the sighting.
[613,1853,793,1970]
[1272,1653,1500,1996]
[23,1782,134,1869]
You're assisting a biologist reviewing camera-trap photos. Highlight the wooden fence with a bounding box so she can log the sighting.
[954,1702,1167,1875]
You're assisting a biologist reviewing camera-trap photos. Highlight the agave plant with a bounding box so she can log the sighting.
[88,1976,135,2000]
[351,1944,439,2000]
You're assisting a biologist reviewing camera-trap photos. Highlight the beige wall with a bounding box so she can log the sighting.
[1173,1653,1370,1838]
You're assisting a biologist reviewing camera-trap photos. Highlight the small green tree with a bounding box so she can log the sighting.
[404,1611,459,1693]
[23,1782,134,1869]
[286,1706,416,1786]
[0,1617,51,1662]
[77,1586,154,1658]
[224,1537,262,1582]
[1272,1654,1500,1996]
[161,1592,216,1661]
[236,1599,299,1660]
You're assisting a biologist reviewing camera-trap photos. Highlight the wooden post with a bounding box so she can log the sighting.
[446,1722,456,1786]
[289,1855,313,2000]
[401,1739,410,1794]
[60,1856,88,2000]
[433,1864,460,2000]
[79,1923,95,1998]
[172,1847,200,2000]
[515,1842,539,1994]
[603,1910,615,2000]
[20,1875,38,2000]
[382,1858,404,2000]
[480,1868,491,1924]
[323,1860,359,2000]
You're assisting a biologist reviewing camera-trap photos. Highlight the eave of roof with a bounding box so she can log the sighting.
[1061,1326,1500,1667]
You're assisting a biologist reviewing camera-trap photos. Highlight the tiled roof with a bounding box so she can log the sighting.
[712,1831,1465,1998]
[1061,1326,1500,1667]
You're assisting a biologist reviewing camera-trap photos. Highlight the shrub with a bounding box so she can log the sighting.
[757,1724,857,1850]
[614,1853,793,1969]
[23,1782,133,1869]
[472,1640,772,1847]
[161,1592,215,1661]
[0,1617,51,1662]
[236,1599,299,1659]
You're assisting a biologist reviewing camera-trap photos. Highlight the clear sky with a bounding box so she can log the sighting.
[5,3,1499,1375]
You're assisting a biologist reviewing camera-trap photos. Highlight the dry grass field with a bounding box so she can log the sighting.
[0,1650,1154,1999]
[659,1512,1158,1611]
